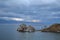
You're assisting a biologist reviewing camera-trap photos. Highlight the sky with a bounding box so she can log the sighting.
[0,0,60,24]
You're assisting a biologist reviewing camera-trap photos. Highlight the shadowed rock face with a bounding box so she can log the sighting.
[41,24,60,32]
[17,24,35,32]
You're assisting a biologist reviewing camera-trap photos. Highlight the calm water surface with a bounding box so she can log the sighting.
[0,24,60,40]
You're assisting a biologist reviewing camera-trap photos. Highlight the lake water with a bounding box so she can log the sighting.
[0,24,60,40]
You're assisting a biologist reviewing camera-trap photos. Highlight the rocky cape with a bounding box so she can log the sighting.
[41,24,60,33]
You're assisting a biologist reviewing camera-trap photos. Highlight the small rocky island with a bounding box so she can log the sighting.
[17,24,35,32]
[41,24,60,32]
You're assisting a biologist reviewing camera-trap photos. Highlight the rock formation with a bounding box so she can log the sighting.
[17,24,27,32]
[41,24,60,32]
[17,24,35,32]
[26,25,35,32]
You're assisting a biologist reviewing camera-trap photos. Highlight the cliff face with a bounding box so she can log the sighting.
[41,24,60,32]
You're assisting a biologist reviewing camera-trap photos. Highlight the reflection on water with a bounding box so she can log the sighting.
[0,24,60,40]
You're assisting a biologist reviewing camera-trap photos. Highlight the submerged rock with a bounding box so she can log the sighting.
[41,24,60,32]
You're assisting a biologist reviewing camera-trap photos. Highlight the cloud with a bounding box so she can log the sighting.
[0,17,24,21]
[0,0,31,6]
[0,0,59,6]
[0,17,42,22]
[31,20,42,22]
[0,0,60,23]
[10,18,24,21]
[30,0,57,5]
